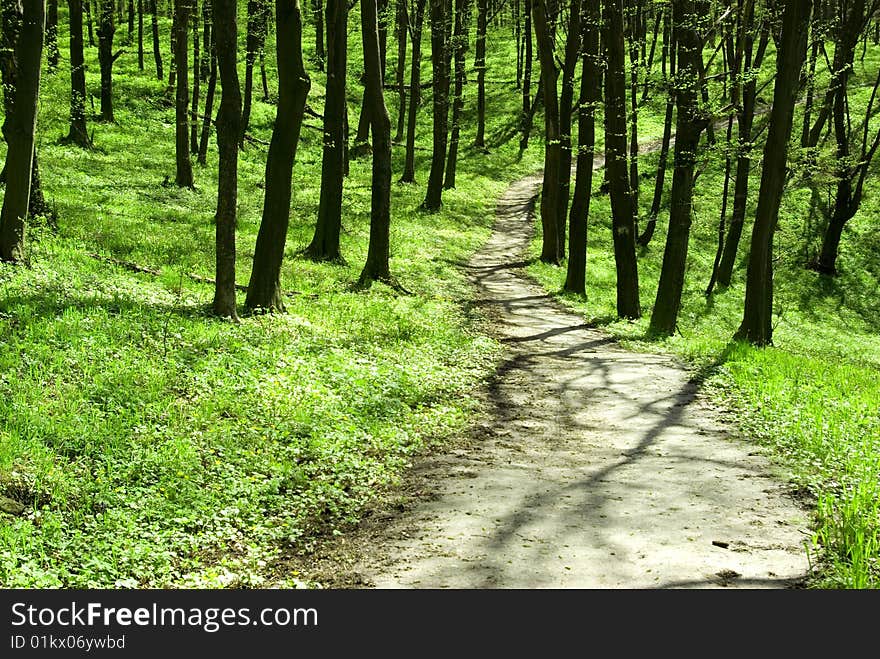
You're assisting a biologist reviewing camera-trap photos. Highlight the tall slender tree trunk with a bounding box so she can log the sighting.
[97,0,116,121]
[422,0,450,210]
[305,0,347,261]
[66,0,92,147]
[649,0,705,336]
[86,0,94,46]
[0,0,45,263]
[47,0,59,69]
[564,0,599,295]
[174,0,194,186]
[312,0,324,69]
[197,23,217,164]
[400,0,426,183]
[736,0,811,346]
[190,3,200,153]
[393,0,407,142]
[358,0,394,286]
[246,0,311,311]
[604,0,640,318]
[638,7,673,246]
[519,0,532,151]
[137,0,143,69]
[443,0,466,188]
[151,0,162,79]
[212,0,241,319]
[474,0,487,149]
[557,0,582,261]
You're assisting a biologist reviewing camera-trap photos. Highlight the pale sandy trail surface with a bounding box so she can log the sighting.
[316,168,812,589]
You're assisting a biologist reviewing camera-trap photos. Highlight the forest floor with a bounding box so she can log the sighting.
[295,162,814,589]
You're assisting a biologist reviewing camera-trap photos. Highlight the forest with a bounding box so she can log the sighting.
[0,0,878,590]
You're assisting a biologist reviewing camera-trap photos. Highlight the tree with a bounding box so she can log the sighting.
[46,0,58,70]
[604,0,641,318]
[304,0,347,261]
[422,0,451,211]
[400,0,426,182]
[96,0,118,122]
[532,0,561,263]
[442,0,468,189]
[174,0,194,187]
[564,0,600,295]
[811,0,879,274]
[65,0,92,147]
[151,0,162,79]
[649,0,706,336]
[0,0,45,264]
[212,0,241,318]
[736,0,812,346]
[246,0,311,311]
[358,0,395,286]
[241,0,270,145]
[473,0,487,150]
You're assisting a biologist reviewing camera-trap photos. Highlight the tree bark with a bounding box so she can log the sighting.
[422,0,450,211]
[47,0,59,69]
[190,1,200,152]
[736,0,811,346]
[0,0,45,263]
[564,0,599,295]
[393,0,407,142]
[96,0,115,121]
[533,0,560,263]
[604,0,640,319]
[649,0,705,336]
[443,0,467,189]
[212,0,241,319]
[305,0,347,261]
[197,18,217,164]
[151,0,162,79]
[474,0,487,149]
[358,0,394,286]
[400,0,426,182]
[174,0,194,186]
[66,0,92,147]
[246,0,311,311]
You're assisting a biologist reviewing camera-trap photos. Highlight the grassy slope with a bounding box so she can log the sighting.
[0,10,543,586]
[527,35,880,587]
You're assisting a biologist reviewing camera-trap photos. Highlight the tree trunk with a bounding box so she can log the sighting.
[246,0,311,311]
[66,0,92,147]
[190,1,200,152]
[604,0,640,319]
[532,0,560,263]
[422,0,450,211]
[557,0,582,262]
[47,0,59,69]
[564,0,599,295]
[312,0,324,70]
[151,0,162,79]
[393,0,407,142]
[174,0,194,186]
[443,0,467,189]
[212,0,241,319]
[358,0,394,286]
[736,0,811,346]
[86,0,94,45]
[305,0,347,261]
[649,0,704,337]
[400,0,426,183]
[97,0,115,121]
[137,0,143,69]
[0,0,45,263]
[241,0,268,145]
[627,0,640,220]
[519,0,531,151]
[474,0,487,149]
[638,6,673,246]
[197,24,217,164]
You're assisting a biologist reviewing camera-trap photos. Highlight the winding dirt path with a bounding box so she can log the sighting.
[328,165,811,589]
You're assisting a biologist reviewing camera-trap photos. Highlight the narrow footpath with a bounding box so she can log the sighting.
[319,165,812,589]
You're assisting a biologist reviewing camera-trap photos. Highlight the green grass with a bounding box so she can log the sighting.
[0,11,543,587]
[527,37,880,588]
